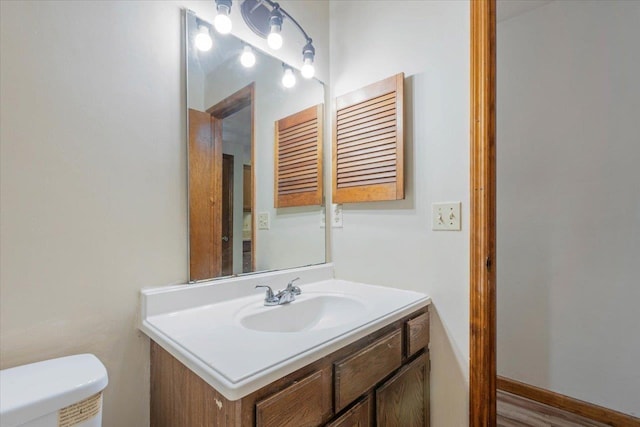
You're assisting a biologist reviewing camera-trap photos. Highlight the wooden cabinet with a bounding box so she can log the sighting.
[150,307,429,427]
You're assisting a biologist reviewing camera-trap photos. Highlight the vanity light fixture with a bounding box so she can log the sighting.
[266,8,284,50]
[240,45,256,68]
[240,0,316,78]
[281,64,296,88]
[300,41,315,79]
[214,0,233,34]
[195,25,213,51]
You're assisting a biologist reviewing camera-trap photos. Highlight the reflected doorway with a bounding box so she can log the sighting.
[188,83,255,282]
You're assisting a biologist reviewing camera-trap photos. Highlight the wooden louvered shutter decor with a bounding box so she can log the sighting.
[274,104,324,208]
[333,73,404,203]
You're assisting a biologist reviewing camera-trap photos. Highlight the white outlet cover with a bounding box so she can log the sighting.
[257,212,270,230]
[332,204,343,228]
[432,202,461,231]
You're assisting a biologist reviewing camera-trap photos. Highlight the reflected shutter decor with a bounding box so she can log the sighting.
[333,73,404,203]
[274,104,324,207]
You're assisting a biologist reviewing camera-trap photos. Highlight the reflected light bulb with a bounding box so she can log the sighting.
[267,31,283,50]
[282,67,296,88]
[195,26,212,51]
[301,59,315,79]
[240,46,256,68]
[214,13,232,34]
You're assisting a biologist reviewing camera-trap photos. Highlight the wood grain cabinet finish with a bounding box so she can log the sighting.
[376,353,429,427]
[150,307,429,427]
[326,397,372,427]
[406,312,430,357]
[256,369,332,427]
[334,329,402,411]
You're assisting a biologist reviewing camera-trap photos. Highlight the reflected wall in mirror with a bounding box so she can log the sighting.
[186,11,326,282]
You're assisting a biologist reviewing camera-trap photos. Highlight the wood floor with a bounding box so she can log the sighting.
[497,390,614,427]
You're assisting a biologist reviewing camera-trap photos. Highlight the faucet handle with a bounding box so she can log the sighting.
[255,285,274,298]
[286,277,301,295]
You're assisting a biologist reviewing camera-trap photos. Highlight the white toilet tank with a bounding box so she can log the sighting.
[0,354,108,427]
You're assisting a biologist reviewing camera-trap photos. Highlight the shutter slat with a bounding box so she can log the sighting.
[278,138,318,154]
[336,148,397,164]
[336,118,397,139]
[337,107,396,131]
[337,137,397,155]
[337,92,396,117]
[278,119,317,137]
[338,160,397,174]
[278,126,318,144]
[338,154,397,170]
[279,144,317,160]
[337,176,397,189]
[337,143,397,160]
[279,158,317,172]
[336,130,396,147]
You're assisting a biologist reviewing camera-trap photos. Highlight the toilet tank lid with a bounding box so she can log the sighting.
[0,354,108,427]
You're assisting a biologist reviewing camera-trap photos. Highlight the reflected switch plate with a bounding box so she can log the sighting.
[258,212,270,230]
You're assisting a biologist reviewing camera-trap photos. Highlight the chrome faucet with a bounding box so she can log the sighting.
[255,277,302,306]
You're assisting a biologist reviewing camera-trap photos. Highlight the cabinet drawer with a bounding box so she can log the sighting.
[405,312,429,357]
[326,396,371,427]
[256,369,332,427]
[334,329,402,411]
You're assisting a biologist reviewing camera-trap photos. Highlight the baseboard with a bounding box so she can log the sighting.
[497,376,640,427]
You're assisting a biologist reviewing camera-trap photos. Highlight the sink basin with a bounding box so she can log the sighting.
[237,294,367,333]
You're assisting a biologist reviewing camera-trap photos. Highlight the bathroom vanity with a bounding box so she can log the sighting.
[139,266,431,427]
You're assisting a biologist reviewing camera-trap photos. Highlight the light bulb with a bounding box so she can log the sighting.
[214,13,232,34]
[282,67,296,88]
[301,59,315,79]
[267,31,283,50]
[240,46,256,68]
[195,26,213,52]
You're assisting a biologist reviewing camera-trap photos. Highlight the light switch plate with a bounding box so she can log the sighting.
[258,212,270,230]
[332,204,343,228]
[432,202,461,231]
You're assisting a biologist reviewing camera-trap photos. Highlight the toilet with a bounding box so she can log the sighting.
[0,354,108,427]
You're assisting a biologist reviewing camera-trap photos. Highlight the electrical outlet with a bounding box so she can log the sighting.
[332,204,343,228]
[432,202,461,231]
[258,212,270,230]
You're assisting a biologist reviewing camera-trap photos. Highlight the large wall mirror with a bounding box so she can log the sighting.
[185,10,326,282]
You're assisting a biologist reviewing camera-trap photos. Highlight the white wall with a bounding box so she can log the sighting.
[497,0,640,416]
[0,2,187,425]
[0,1,329,426]
[329,2,470,425]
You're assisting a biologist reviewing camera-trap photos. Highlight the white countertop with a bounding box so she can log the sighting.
[139,265,430,400]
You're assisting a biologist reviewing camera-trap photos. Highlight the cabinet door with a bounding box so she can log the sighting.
[375,353,429,427]
[326,397,371,427]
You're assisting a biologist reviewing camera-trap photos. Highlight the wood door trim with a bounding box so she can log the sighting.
[498,376,640,426]
[470,0,497,426]
[207,84,253,118]
[208,83,256,273]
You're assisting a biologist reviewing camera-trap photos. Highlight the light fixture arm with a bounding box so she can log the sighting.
[263,1,312,45]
